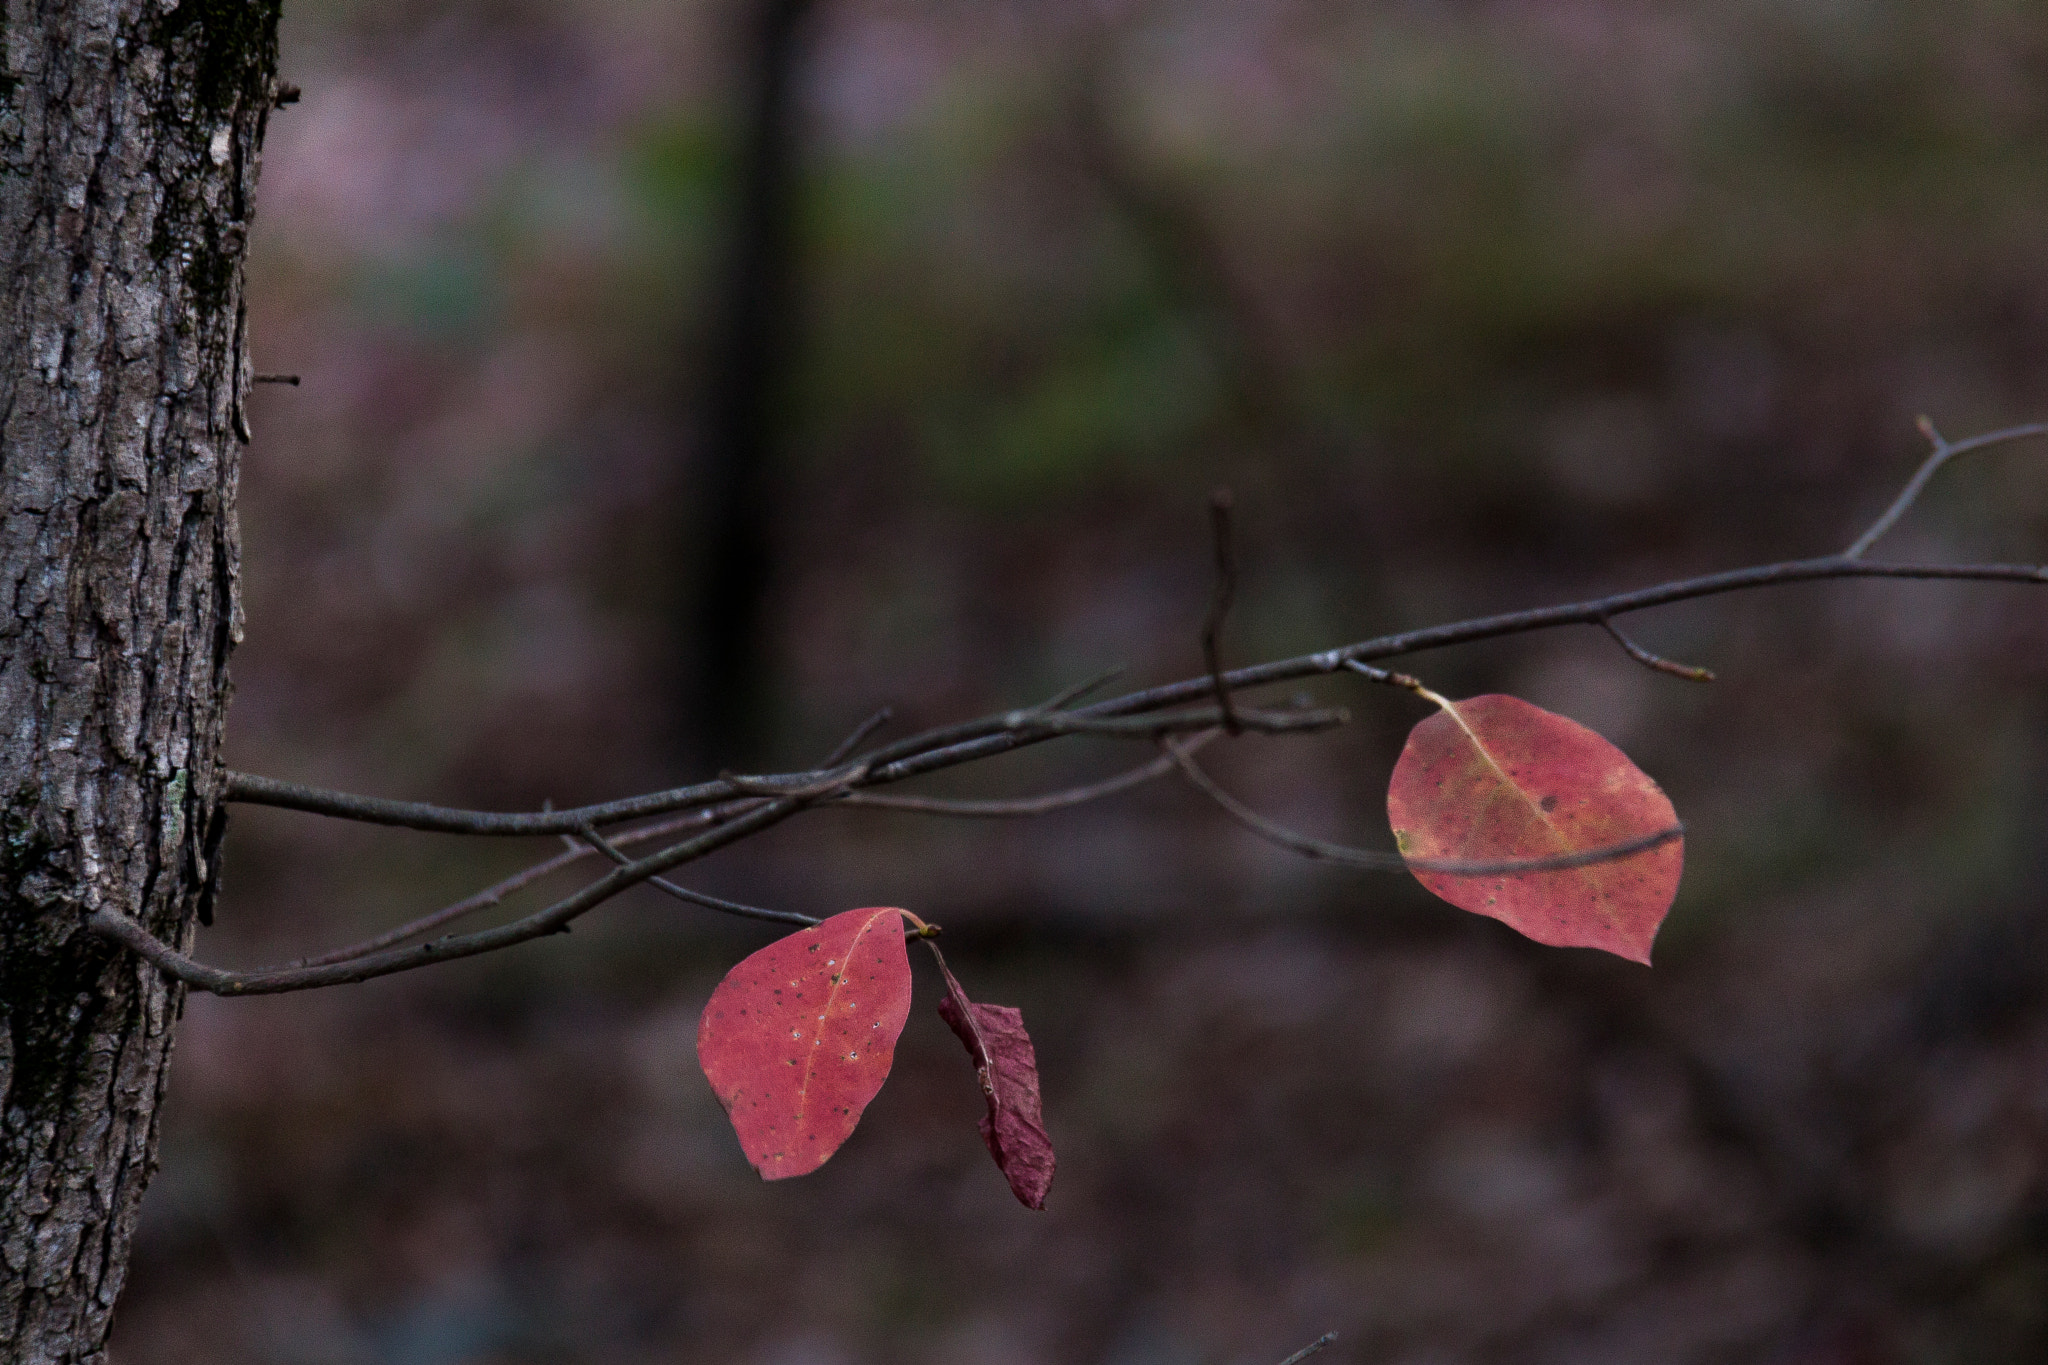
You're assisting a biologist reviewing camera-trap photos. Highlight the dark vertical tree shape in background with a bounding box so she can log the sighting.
[0,2,277,1359]
[685,0,818,767]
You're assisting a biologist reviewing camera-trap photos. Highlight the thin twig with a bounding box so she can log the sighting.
[90,797,811,995]
[853,557,2047,796]
[225,429,2048,839]
[1845,421,2048,560]
[1598,615,1714,682]
[1277,1333,1337,1365]
[224,768,742,835]
[723,761,873,800]
[151,423,2045,997]
[1041,664,1126,711]
[282,802,766,968]
[252,373,300,385]
[822,706,894,767]
[1168,740,1681,875]
[1203,487,1244,735]
[222,559,2042,835]
[836,730,1219,817]
[1005,702,1345,738]
[279,738,1219,971]
[1342,659,1426,691]
[860,666,1118,773]
[219,559,2040,839]
[245,691,1123,970]
[574,824,816,928]
[225,671,1133,835]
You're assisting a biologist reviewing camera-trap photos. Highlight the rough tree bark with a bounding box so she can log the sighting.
[0,2,278,1359]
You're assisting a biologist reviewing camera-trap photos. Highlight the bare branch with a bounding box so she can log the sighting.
[282,803,769,969]
[1039,664,1126,710]
[226,408,2048,841]
[1277,1333,1337,1365]
[261,737,1217,976]
[723,763,875,800]
[288,842,589,969]
[149,423,2042,997]
[1598,615,1714,682]
[1010,702,1346,738]
[224,768,742,836]
[574,824,816,928]
[1165,740,1401,869]
[836,730,1220,817]
[1845,421,2048,560]
[821,706,894,767]
[223,669,1128,836]
[1167,740,1682,876]
[1202,487,1244,735]
[1343,658,1427,691]
[222,559,2044,835]
[89,796,810,995]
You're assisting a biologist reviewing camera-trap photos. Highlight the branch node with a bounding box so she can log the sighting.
[1342,658,1427,693]
[1845,418,2047,559]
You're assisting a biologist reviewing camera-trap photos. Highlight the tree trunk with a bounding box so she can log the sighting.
[0,2,277,1360]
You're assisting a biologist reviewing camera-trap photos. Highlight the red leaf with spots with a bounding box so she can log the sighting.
[934,955,1055,1210]
[696,907,913,1179]
[1386,693,1683,964]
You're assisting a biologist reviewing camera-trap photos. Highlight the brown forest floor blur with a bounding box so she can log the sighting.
[115,1,2048,1362]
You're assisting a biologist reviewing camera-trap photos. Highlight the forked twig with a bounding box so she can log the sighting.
[1845,420,2048,560]
[101,421,2047,995]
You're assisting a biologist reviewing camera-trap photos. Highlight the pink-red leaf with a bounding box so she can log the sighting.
[1386,693,1683,964]
[933,957,1055,1210]
[696,907,913,1179]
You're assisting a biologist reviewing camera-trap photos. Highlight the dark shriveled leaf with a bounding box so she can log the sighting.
[1387,693,1683,964]
[696,907,913,1179]
[933,954,1056,1210]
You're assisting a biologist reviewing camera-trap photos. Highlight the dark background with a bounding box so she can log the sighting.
[117,1,2048,1362]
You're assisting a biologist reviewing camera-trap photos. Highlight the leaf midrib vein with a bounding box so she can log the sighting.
[1438,700,1578,863]
[794,910,888,1124]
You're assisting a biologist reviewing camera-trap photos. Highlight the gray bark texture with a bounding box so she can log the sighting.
[0,2,277,1360]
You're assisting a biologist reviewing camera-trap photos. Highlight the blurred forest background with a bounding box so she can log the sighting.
[117,0,2048,1362]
